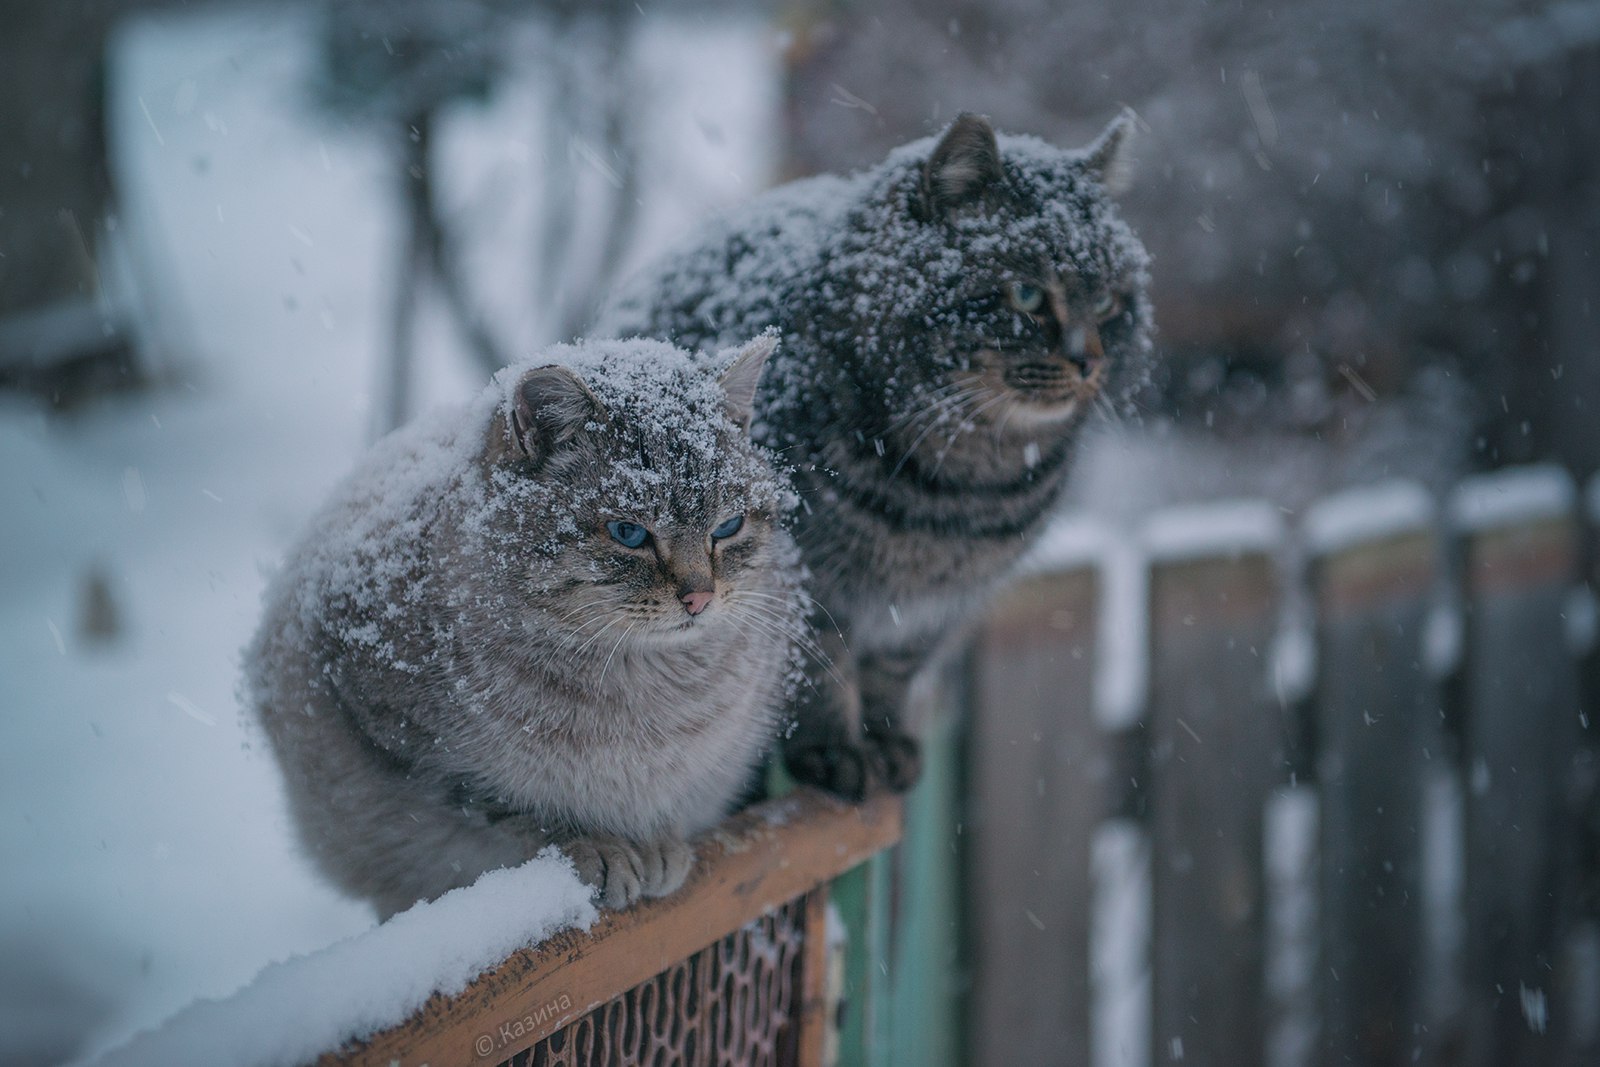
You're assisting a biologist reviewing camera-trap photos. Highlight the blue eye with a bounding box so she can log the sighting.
[710,515,745,540]
[606,521,649,549]
[1007,282,1045,314]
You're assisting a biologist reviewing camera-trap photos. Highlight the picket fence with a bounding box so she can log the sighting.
[958,464,1600,1067]
[116,466,1598,1067]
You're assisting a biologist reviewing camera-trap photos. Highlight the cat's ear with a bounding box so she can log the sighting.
[718,333,777,433]
[1080,107,1138,196]
[509,365,604,465]
[920,113,1003,217]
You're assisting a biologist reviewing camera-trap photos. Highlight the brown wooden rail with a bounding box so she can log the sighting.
[321,788,902,1067]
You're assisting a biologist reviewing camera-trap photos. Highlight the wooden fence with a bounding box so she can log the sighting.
[959,466,1600,1067]
[110,465,1597,1067]
[331,790,901,1067]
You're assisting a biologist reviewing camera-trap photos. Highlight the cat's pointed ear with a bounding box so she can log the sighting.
[509,365,603,465]
[1081,107,1139,196]
[920,113,1003,217]
[718,333,777,432]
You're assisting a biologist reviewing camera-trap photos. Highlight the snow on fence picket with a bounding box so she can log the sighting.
[963,466,1600,1067]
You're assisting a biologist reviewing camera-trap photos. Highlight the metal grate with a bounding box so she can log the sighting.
[496,897,809,1067]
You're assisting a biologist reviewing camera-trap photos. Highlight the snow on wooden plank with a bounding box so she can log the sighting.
[1140,499,1285,563]
[1096,537,1149,732]
[1018,513,1111,575]
[1303,479,1435,558]
[83,790,898,1067]
[329,789,898,1067]
[79,850,598,1067]
[1449,463,1575,532]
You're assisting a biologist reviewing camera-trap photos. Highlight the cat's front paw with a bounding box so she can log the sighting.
[635,837,695,900]
[784,739,872,802]
[563,836,648,909]
[864,729,923,794]
[784,731,924,800]
[563,835,694,909]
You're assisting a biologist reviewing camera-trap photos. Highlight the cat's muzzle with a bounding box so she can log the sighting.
[1003,356,1100,404]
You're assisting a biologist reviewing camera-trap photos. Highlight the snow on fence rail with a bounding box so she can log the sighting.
[964,465,1600,1067]
[93,789,900,1067]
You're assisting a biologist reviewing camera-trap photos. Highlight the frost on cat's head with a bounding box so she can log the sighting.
[479,337,794,556]
[508,364,607,468]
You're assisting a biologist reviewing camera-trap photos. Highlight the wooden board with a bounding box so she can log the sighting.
[967,568,1105,1067]
[1312,529,1438,1064]
[1146,552,1280,1067]
[1458,516,1584,1065]
[322,789,902,1067]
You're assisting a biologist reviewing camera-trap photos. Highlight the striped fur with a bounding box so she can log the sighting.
[600,114,1151,797]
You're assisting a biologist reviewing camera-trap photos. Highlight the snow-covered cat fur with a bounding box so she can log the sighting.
[600,113,1152,799]
[246,336,805,918]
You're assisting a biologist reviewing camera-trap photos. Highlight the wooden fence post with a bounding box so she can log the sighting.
[1451,466,1583,1066]
[1144,504,1284,1067]
[1304,482,1439,1065]
[967,553,1105,1067]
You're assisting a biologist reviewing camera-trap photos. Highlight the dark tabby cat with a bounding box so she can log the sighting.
[599,113,1152,798]
[247,337,805,917]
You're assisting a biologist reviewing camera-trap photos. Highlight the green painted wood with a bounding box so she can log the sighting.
[885,667,965,1067]
[764,761,895,1067]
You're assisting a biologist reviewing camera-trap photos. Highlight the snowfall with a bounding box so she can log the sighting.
[0,8,780,1063]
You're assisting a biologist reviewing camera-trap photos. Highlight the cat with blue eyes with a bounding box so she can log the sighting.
[601,112,1152,799]
[246,336,806,917]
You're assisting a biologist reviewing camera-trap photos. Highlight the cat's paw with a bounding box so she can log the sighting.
[562,835,694,908]
[864,730,923,794]
[784,731,924,799]
[783,739,872,802]
[563,836,648,909]
[635,837,695,899]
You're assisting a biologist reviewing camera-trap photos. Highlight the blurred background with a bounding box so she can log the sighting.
[1,1,1597,1064]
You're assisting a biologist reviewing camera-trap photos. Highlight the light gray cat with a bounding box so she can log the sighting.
[246,336,804,918]
[600,113,1152,798]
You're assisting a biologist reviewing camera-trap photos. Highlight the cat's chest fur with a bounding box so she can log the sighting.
[398,561,778,838]
[451,648,769,836]
[792,427,1068,647]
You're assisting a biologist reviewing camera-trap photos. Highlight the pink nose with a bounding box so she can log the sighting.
[681,591,714,616]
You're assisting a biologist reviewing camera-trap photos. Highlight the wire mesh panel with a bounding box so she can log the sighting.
[496,898,810,1067]
[321,792,898,1067]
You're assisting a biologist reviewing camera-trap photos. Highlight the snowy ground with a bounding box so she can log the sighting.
[0,7,777,1063]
